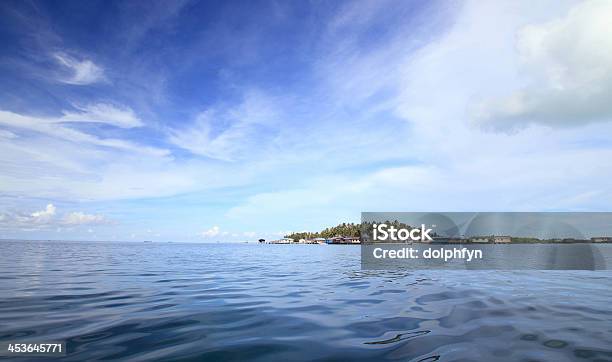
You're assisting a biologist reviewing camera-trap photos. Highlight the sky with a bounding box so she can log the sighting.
[1,0,611,242]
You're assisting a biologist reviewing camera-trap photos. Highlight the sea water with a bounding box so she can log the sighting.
[1,241,611,361]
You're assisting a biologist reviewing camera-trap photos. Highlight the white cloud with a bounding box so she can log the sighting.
[29,204,56,224]
[0,204,112,230]
[473,0,612,130]
[61,103,144,128]
[54,53,106,85]
[63,212,109,225]
[197,227,261,241]
[201,225,221,237]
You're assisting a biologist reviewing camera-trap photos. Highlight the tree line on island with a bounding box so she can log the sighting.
[280,221,612,244]
[284,220,413,241]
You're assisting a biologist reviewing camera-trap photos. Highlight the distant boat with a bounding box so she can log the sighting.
[143,240,153,243]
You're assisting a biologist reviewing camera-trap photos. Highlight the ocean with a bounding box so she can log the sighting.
[1,241,611,361]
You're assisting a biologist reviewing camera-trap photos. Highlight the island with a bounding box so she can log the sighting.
[261,221,612,245]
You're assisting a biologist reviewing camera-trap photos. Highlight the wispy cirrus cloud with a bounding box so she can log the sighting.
[53,53,106,85]
[60,103,144,129]
[169,91,281,161]
[0,129,17,139]
[0,107,163,156]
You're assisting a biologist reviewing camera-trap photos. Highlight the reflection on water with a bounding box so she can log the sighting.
[1,241,612,361]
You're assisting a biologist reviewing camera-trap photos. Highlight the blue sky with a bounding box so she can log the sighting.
[1,0,611,242]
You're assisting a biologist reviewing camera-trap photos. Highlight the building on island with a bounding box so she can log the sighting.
[493,236,511,243]
[343,236,361,244]
[325,236,361,244]
[300,238,327,244]
[430,237,465,244]
[268,236,361,245]
[470,237,490,243]
[269,238,294,244]
[591,237,612,242]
